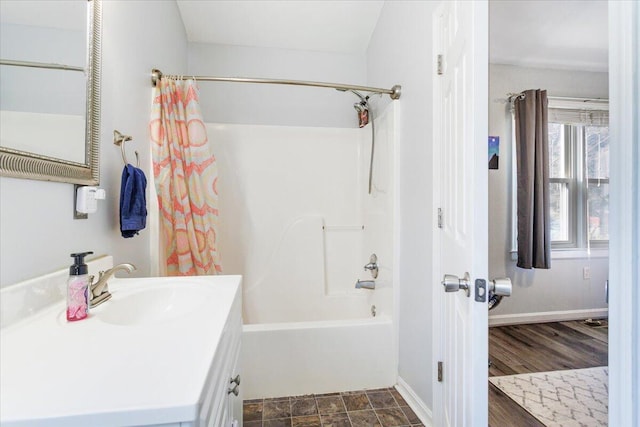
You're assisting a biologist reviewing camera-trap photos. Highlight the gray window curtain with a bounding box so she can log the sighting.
[514,89,551,269]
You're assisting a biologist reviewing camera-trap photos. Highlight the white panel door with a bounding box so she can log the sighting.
[433,1,488,426]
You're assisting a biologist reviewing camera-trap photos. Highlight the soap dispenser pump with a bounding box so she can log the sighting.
[67,252,93,321]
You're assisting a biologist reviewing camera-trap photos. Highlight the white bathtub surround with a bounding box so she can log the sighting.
[242,316,395,399]
[211,104,396,325]
[1,274,242,427]
[0,255,113,329]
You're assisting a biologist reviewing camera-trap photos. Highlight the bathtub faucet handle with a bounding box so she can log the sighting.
[363,254,379,279]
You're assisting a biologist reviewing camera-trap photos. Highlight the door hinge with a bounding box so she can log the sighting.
[437,54,444,75]
[438,361,443,382]
[438,208,443,229]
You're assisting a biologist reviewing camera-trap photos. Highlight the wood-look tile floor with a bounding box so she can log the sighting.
[488,319,609,427]
[243,387,424,427]
[242,320,607,427]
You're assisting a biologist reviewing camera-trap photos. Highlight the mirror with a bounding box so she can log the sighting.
[0,0,101,185]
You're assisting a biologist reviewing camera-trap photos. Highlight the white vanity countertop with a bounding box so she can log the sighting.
[0,275,241,427]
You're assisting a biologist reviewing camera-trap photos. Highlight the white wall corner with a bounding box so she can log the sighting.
[395,377,433,427]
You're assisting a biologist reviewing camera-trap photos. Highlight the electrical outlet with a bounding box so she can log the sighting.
[583,266,591,280]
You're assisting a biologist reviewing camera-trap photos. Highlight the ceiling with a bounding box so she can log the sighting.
[490,0,608,72]
[0,1,609,71]
[176,0,384,54]
[177,0,608,72]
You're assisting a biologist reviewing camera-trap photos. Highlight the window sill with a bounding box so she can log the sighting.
[509,248,609,261]
[551,248,609,259]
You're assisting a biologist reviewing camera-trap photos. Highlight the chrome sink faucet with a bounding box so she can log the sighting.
[89,263,136,308]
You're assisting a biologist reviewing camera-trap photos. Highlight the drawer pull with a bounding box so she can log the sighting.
[230,374,241,386]
[228,384,240,396]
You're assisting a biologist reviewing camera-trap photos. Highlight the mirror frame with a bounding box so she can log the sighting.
[0,0,101,185]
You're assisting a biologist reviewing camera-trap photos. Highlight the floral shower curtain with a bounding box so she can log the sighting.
[149,78,222,276]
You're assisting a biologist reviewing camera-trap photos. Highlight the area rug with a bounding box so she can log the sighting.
[489,366,608,426]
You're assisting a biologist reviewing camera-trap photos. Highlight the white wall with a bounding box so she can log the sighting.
[0,1,188,287]
[188,43,366,128]
[367,0,439,414]
[488,64,609,318]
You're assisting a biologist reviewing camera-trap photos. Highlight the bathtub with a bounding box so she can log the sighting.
[242,315,395,399]
[213,106,398,399]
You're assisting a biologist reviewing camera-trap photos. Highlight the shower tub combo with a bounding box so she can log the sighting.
[210,103,398,399]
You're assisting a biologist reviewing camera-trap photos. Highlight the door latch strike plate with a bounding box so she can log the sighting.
[437,361,443,382]
[475,279,486,303]
[438,208,443,229]
[437,54,444,75]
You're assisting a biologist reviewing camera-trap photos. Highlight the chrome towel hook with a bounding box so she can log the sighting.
[113,130,139,167]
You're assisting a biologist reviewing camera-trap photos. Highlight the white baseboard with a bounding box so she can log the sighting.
[395,377,433,427]
[489,308,609,327]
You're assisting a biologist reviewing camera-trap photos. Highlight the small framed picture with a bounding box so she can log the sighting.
[488,136,499,169]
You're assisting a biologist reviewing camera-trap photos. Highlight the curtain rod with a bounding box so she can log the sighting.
[506,92,608,104]
[151,68,401,100]
[548,96,608,103]
[0,58,84,72]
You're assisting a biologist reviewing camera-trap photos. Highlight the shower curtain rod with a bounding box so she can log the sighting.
[151,68,401,100]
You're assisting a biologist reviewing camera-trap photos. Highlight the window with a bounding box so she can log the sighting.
[509,99,609,257]
[548,102,609,250]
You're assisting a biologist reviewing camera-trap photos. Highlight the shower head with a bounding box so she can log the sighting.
[349,89,369,114]
[354,101,368,113]
[354,99,369,128]
[340,88,370,127]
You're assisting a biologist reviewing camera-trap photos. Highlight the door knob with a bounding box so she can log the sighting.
[442,272,470,297]
[488,278,512,297]
[230,374,241,386]
[488,277,512,310]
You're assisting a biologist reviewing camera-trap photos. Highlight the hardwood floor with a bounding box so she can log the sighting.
[488,319,608,427]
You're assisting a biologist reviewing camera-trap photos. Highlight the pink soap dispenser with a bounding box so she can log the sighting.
[67,252,93,322]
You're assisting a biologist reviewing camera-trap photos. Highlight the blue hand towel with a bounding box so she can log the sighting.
[120,164,147,238]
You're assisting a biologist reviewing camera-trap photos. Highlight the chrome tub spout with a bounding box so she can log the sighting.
[355,279,376,290]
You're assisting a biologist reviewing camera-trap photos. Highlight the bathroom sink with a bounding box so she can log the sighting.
[94,282,212,326]
[1,273,242,427]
